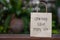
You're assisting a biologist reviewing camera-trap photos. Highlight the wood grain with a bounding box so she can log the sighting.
[0,34,60,40]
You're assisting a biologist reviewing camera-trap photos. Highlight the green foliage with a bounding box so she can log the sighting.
[4,15,11,30]
[0,26,4,31]
[52,21,56,27]
[0,0,8,7]
[52,29,59,34]
[0,0,27,15]
[0,0,30,34]
[22,17,30,34]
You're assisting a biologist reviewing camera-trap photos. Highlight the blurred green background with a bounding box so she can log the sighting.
[0,0,60,34]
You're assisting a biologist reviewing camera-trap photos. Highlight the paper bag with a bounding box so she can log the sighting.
[30,12,52,37]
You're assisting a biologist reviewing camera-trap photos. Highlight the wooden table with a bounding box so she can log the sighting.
[0,34,60,40]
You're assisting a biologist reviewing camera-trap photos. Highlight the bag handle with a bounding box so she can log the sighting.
[36,2,47,13]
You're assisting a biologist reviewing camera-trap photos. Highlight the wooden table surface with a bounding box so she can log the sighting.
[0,34,60,40]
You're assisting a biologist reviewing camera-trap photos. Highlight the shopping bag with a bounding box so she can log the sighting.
[30,12,52,37]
